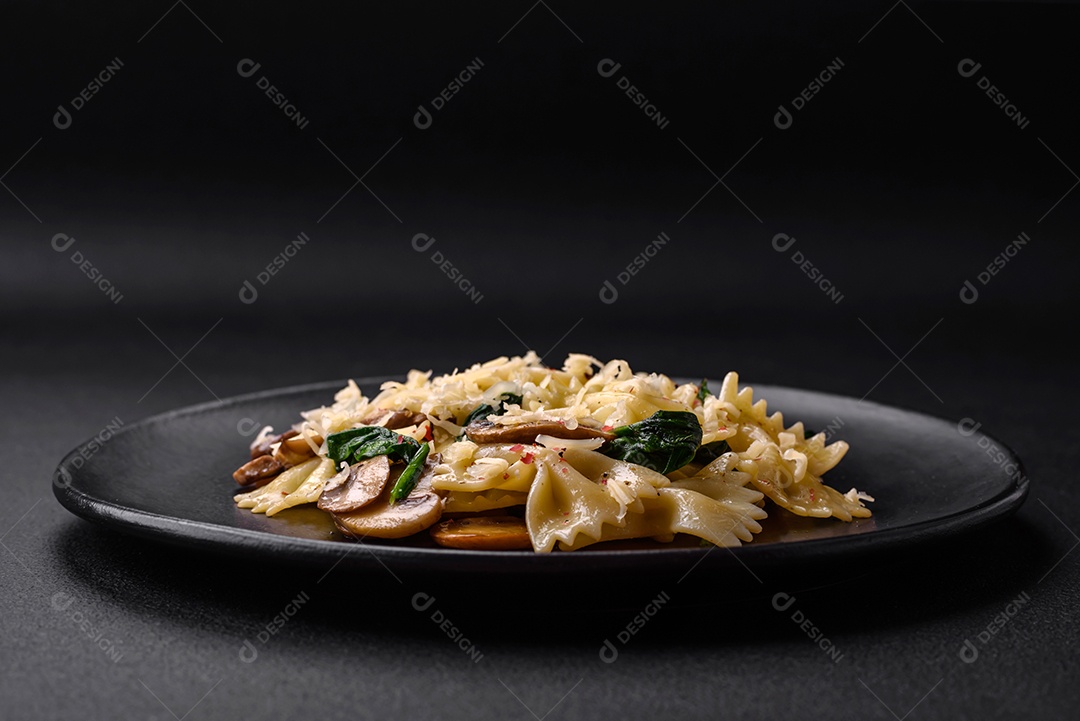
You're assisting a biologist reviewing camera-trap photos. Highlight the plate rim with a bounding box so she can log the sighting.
[52,377,1031,574]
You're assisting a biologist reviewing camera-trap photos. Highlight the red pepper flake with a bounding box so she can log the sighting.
[424,426,434,441]
[521,452,535,464]
[509,444,524,453]
[602,425,613,432]
[601,479,607,485]
[560,467,568,474]
[502,473,509,480]
[809,488,816,502]
[396,434,404,444]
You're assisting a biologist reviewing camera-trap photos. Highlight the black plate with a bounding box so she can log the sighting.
[53,378,1029,576]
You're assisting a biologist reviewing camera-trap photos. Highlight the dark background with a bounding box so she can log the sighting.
[2,1,1078,719]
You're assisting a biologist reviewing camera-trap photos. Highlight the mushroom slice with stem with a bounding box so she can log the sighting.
[429,516,531,550]
[250,429,298,460]
[332,454,443,539]
[317,455,392,513]
[465,420,614,445]
[361,409,428,430]
[233,455,284,487]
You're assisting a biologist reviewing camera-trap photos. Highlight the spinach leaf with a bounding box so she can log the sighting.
[326,426,420,465]
[459,392,523,436]
[601,410,703,474]
[389,442,431,504]
[697,378,711,404]
[693,440,731,465]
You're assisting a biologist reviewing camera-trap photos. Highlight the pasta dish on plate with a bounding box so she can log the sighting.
[230,353,873,552]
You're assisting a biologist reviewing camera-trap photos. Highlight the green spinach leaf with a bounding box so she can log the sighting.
[326,426,421,465]
[459,392,523,436]
[601,410,703,474]
[697,378,711,404]
[693,440,731,465]
[388,442,431,504]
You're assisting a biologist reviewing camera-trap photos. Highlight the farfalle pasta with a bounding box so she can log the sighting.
[230,353,873,551]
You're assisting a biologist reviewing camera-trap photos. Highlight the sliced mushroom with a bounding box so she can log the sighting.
[233,455,284,487]
[317,455,392,513]
[360,409,428,430]
[429,516,531,550]
[250,429,298,460]
[332,455,443,539]
[465,420,614,445]
[282,432,323,455]
[273,434,317,466]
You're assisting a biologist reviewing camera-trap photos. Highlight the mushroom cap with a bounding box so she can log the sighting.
[332,456,443,539]
[465,420,614,445]
[317,455,392,513]
[430,516,531,550]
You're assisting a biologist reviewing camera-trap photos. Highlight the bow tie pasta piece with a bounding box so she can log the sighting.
[431,442,539,493]
[739,441,870,520]
[443,489,528,513]
[560,448,668,518]
[525,450,627,552]
[557,487,768,552]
